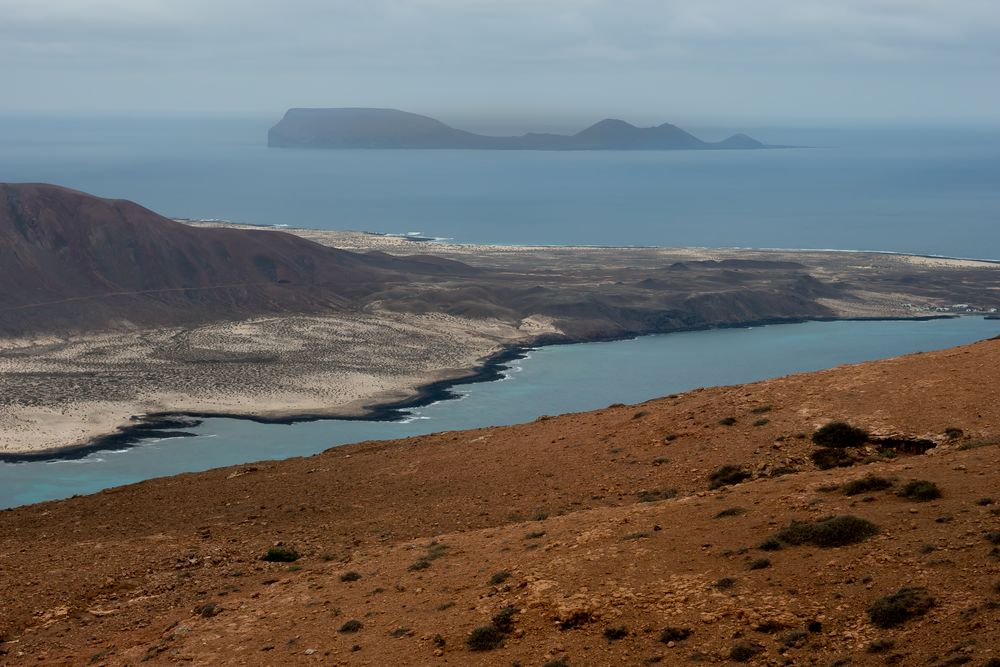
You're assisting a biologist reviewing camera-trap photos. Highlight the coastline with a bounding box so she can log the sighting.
[0,313,964,464]
[4,222,998,464]
[180,220,1000,265]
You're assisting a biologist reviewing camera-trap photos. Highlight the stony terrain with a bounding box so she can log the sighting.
[1,337,998,665]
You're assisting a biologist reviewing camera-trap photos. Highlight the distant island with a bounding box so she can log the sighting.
[267,108,771,150]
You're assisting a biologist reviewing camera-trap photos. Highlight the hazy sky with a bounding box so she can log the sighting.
[2,0,998,125]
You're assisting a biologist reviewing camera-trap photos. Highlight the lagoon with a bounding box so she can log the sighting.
[1,317,997,509]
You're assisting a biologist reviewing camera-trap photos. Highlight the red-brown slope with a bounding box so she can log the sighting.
[1,339,999,664]
[0,184,473,335]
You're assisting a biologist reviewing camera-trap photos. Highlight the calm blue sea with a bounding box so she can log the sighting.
[0,116,998,258]
[1,317,997,509]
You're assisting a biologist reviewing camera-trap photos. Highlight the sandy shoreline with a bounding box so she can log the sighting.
[0,312,969,463]
[3,228,999,459]
[181,220,1000,269]
[0,311,542,458]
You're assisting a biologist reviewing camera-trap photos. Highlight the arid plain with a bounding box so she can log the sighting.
[2,216,998,457]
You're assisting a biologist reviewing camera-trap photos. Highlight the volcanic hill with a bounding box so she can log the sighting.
[0,183,852,340]
[0,183,477,335]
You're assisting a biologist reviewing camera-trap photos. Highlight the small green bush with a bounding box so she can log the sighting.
[604,626,629,641]
[985,531,1000,545]
[638,488,677,502]
[781,630,807,647]
[750,405,772,415]
[774,515,879,548]
[944,427,964,439]
[194,603,220,618]
[866,639,895,653]
[810,447,854,470]
[718,417,737,426]
[557,610,594,629]
[898,480,942,501]
[715,507,747,519]
[842,475,894,496]
[623,531,651,541]
[489,570,512,586]
[748,558,771,570]
[754,620,785,634]
[729,642,763,662]
[408,558,431,571]
[340,570,361,582]
[491,606,518,632]
[466,625,504,651]
[867,587,935,628]
[424,542,449,559]
[261,546,299,562]
[339,619,363,633]
[708,464,751,489]
[812,421,869,448]
[526,530,546,539]
[758,538,782,551]
[714,577,737,590]
[659,626,692,643]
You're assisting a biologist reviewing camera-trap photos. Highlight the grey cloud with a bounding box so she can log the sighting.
[0,0,997,121]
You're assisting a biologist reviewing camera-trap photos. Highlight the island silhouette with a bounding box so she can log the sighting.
[267,108,771,150]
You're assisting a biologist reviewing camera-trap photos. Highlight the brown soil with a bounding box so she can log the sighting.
[2,339,1000,665]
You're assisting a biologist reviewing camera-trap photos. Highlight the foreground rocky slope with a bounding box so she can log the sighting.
[1,338,999,665]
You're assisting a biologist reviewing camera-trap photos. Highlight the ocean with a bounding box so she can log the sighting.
[0,116,998,258]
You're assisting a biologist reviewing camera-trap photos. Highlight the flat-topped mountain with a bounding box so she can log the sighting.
[0,183,477,335]
[267,108,769,150]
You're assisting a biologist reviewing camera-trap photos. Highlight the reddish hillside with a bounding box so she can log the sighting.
[1,338,999,664]
[0,184,471,335]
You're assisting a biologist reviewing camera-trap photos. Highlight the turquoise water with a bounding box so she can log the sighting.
[0,117,998,258]
[1,317,996,509]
